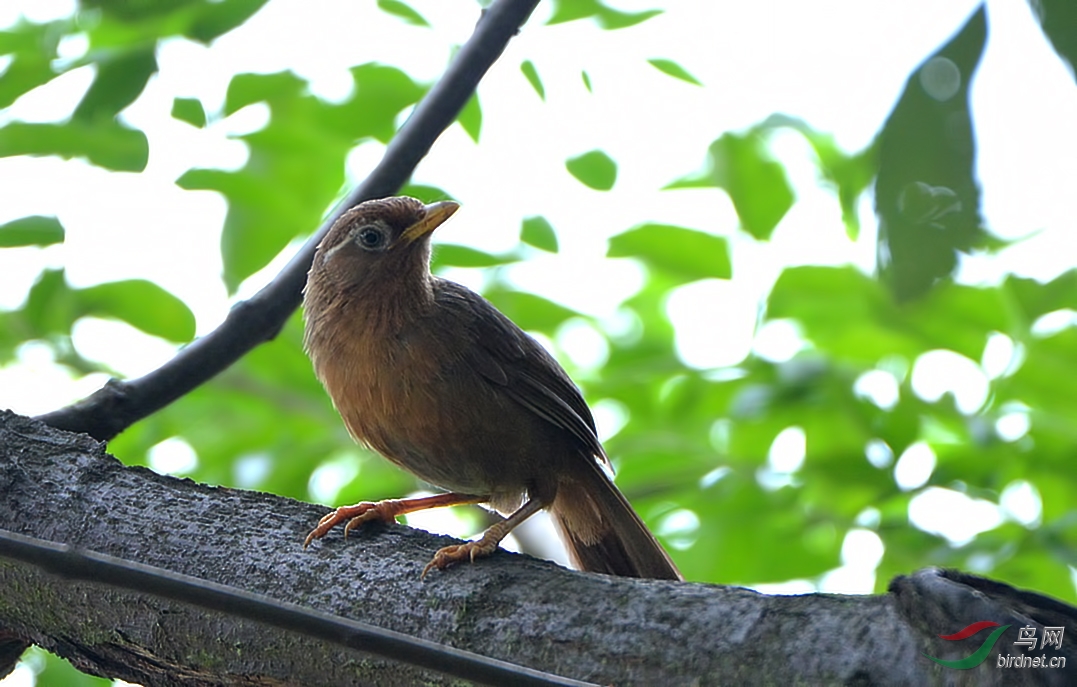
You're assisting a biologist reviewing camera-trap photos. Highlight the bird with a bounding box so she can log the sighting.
[301,196,681,581]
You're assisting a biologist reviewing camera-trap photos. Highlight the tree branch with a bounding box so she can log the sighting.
[0,530,591,687]
[35,0,541,441]
[2,411,1074,686]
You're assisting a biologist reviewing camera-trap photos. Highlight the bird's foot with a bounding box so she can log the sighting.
[303,501,400,548]
[420,499,544,577]
[421,528,503,578]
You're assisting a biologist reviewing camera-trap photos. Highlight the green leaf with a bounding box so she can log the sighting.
[171,97,207,127]
[674,472,840,583]
[0,20,66,109]
[431,244,518,269]
[1006,326,1077,405]
[764,114,876,240]
[178,165,321,293]
[520,216,558,252]
[1004,270,1077,323]
[520,60,545,100]
[902,282,1010,360]
[647,58,702,85]
[224,71,305,115]
[0,51,56,109]
[187,0,272,43]
[566,149,617,190]
[766,265,1011,363]
[666,130,794,240]
[875,6,988,301]
[766,266,904,363]
[0,215,64,247]
[598,8,661,29]
[16,270,195,347]
[1032,0,1077,85]
[30,648,108,687]
[77,280,196,343]
[377,0,430,26]
[0,120,148,171]
[24,269,77,335]
[608,224,730,283]
[581,70,592,92]
[187,65,424,291]
[73,46,157,120]
[547,0,662,29]
[457,92,482,142]
[327,63,427,143]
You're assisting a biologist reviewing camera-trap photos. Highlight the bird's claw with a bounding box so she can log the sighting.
[421,539,498,579]
[303,501,397,548]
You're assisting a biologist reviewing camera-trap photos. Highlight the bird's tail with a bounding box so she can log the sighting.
[549,460,682,580]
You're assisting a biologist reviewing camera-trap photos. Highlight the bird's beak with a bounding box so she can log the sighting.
[400,201,460,244]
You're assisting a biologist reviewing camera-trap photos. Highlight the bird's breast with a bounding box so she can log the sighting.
[312,322,434,453]
[311,318,512,494]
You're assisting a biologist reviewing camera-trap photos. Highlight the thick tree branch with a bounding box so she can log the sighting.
[1,411,1074,686]
[0,531,589,687]
[35,0,541,441]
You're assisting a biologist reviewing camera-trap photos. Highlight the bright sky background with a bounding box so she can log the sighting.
[0,5,1075,677]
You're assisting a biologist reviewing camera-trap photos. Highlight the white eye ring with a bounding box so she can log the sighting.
[356,226,385,249]
[350,221,391,252]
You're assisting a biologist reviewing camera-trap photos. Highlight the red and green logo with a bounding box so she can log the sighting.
[924,621,1011,669]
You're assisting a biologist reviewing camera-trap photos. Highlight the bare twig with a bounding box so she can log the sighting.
[36,0,541,441]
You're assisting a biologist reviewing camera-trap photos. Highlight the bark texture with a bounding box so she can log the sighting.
[0,411,1074,686]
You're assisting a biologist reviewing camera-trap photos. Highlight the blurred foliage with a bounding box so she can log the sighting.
[377,0,430,27]
[647,58,702,86]
[520,59,545,99]
[666,127,794,240]
[0,215,64,247]
[565,149,617,190]
[581,69,592,92]
[520,215,559,252]
[608,224,730,283]
[11,647,104,687]
[170,96,206,127]
[876,6,987,301]
[546,0,662,29]
[763,114,877,240]
[177,64,427,291]
[2,1,1077,685]
[0,269,194,370]
[1034,0,1077,83]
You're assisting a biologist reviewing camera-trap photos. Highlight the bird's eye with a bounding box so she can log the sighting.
[355,225,386,250]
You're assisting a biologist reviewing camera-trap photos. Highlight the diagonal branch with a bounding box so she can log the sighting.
[36,0,541,441]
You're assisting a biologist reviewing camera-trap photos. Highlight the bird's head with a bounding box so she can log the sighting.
[306,196,459,302]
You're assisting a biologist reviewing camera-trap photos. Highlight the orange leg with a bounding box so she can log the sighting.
[422,497,544,578]
[303,492,487,548]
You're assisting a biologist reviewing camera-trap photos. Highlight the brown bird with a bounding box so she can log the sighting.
[302,196,681,580]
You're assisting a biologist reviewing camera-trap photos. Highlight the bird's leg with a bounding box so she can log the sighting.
[422,497,544,578]
[303,492,487,548]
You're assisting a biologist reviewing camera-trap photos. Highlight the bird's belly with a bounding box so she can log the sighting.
[320,342,553,499]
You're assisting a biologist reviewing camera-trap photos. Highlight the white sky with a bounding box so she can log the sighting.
[0,0,1075,627]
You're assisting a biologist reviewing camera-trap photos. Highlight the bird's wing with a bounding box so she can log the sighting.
[431,279,608,464]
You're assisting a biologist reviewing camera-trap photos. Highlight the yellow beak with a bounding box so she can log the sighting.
[400,201,460,244]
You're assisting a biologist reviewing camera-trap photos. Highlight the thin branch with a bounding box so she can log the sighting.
[0,529,594,687]
[36,0,541,441]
